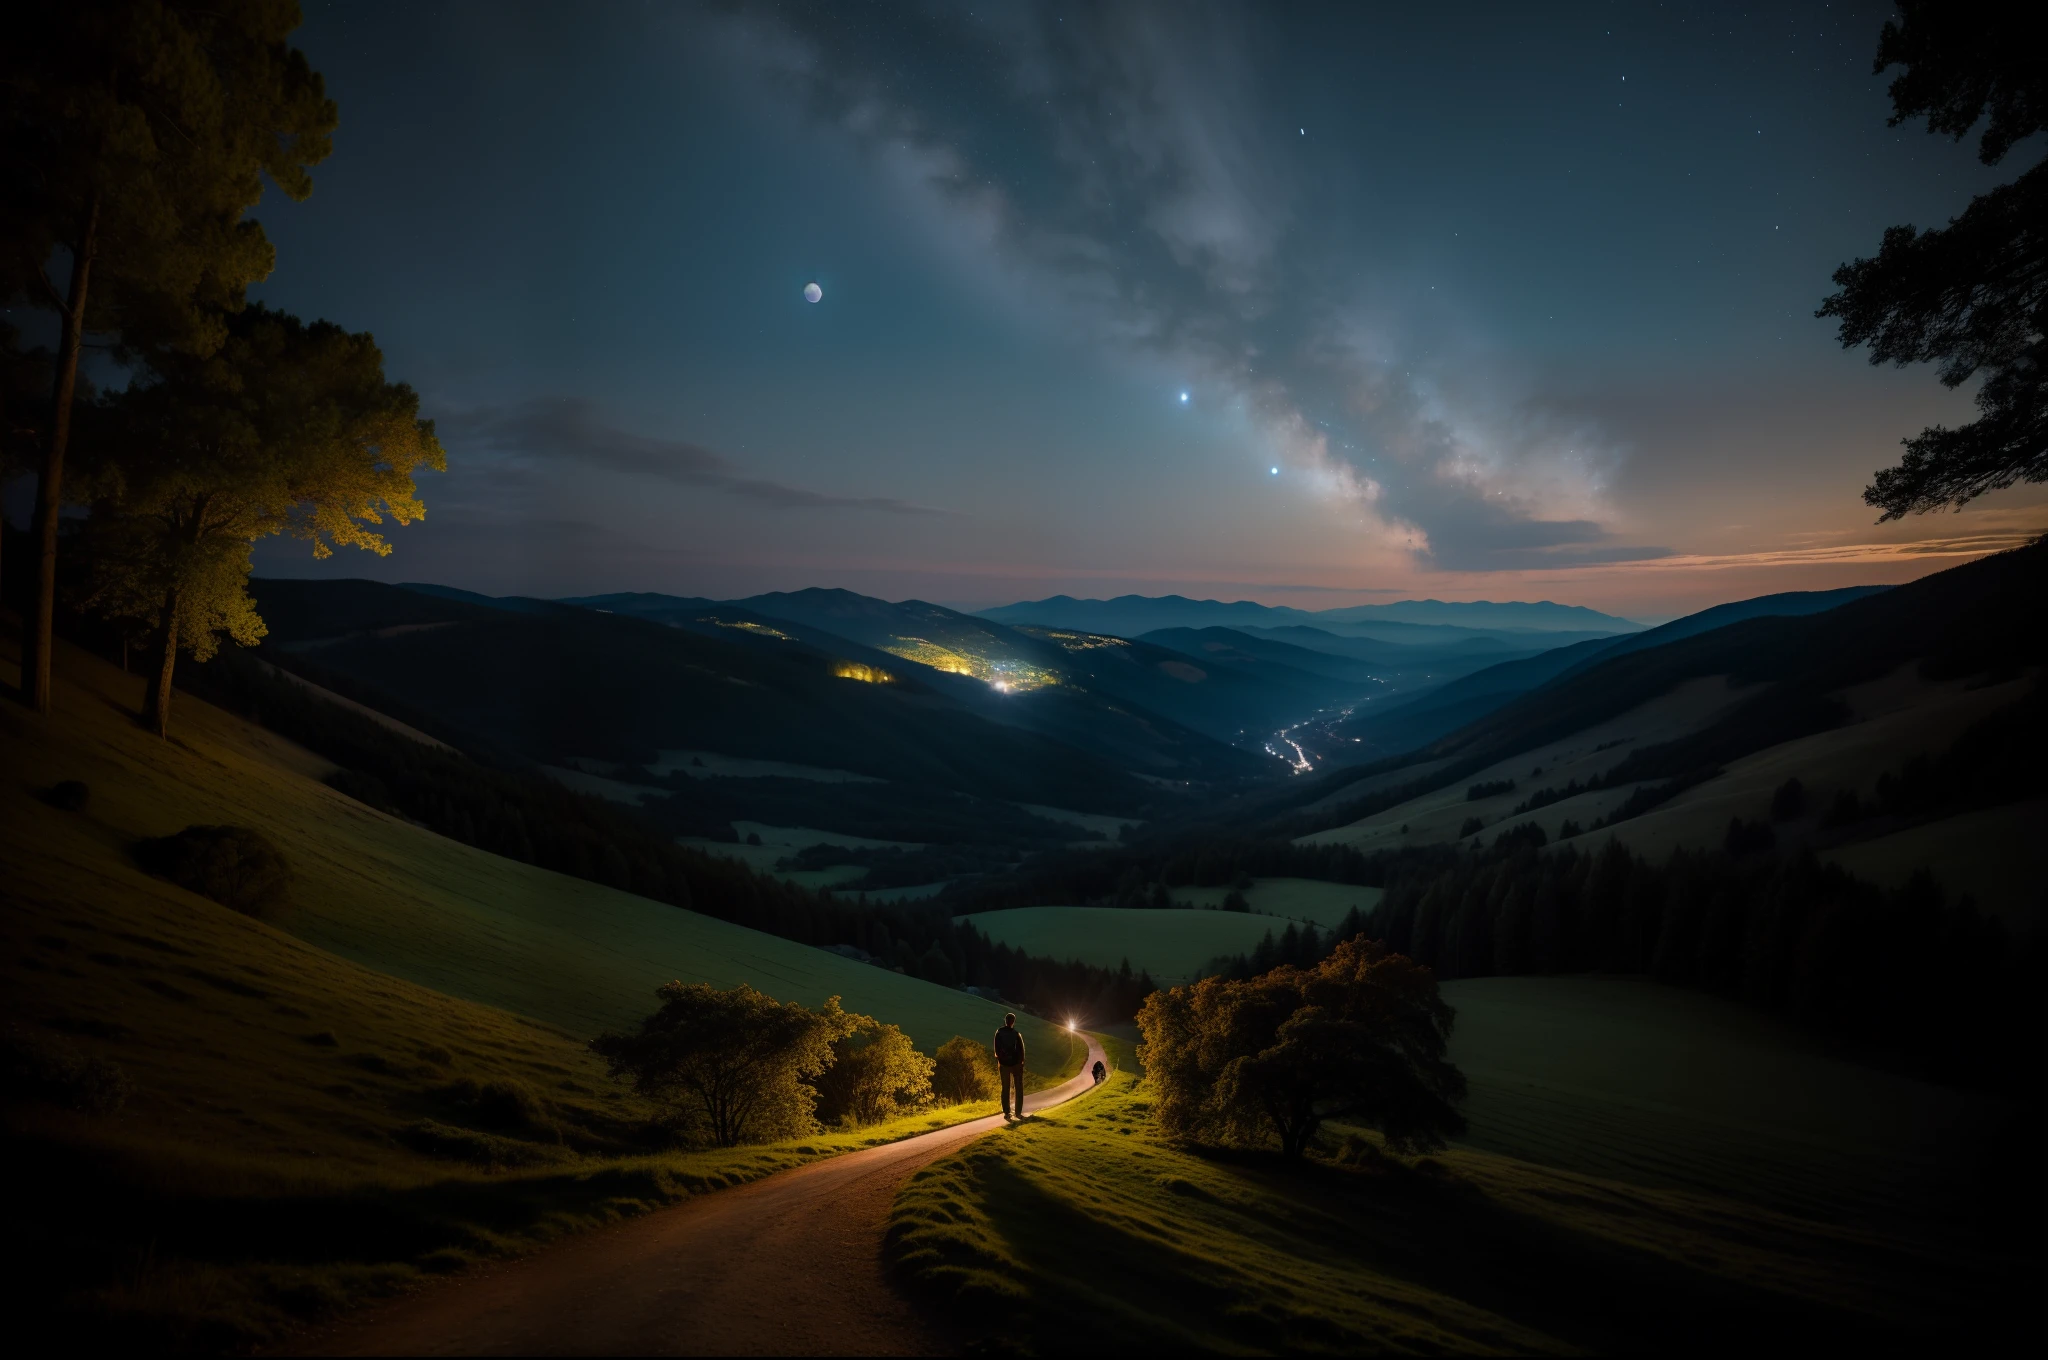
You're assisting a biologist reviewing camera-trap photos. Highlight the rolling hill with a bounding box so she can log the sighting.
[1317,584,1897,763]
[1290,541,2047,910]
[248,578,1258,817]
[977,592,1641,637]
[1,630,1085,1346]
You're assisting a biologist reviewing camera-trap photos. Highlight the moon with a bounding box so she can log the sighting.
[803,282,822,303]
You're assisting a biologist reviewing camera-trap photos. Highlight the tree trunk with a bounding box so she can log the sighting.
[23,195,99,715]
[145,587,180,738]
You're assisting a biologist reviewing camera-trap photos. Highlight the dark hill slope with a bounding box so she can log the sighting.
[732,588,1359,745]
[249,579,1152,812]
[1545,585,1892,685]
[568,589,1274,778]
[1319,585,1894,761]
[1022,627,1368,741]
[1280,542,2044,830]
[1136,626,1387,685]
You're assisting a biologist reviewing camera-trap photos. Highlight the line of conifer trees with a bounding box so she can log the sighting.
[1195,837,2041,1092]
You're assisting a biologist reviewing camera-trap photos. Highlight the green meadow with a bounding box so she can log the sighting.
[1170,876,1384,928]
[0,639,1078,1347]
[962,906,1288,983]
[891,1002,2033,1352]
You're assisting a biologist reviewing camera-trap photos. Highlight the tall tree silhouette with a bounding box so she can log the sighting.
[0,0,334,713]
[75,306,442,737]
[1817,1,2045,520]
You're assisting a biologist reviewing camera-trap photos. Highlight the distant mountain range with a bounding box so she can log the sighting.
[976,593,1642,638]
[235,571,1931,850]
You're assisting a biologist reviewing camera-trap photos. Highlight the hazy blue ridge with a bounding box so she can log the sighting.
[977,592,1641,638]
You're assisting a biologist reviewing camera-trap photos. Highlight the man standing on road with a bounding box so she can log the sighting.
[993,1013,1026,1120]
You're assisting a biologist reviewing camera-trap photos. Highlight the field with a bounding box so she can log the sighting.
[890,982,2035,1352]
[1298,666,2043,918]
[1587,668,2039,910]
[1441,977,2006,1237]
[960,907,1291,983]
[1825,800,2048,921]
[1170,876,1383,928]
[0,636,1080,1346]
[1300,676,1745,853]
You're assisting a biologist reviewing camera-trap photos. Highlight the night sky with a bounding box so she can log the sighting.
[238,0,2045,620]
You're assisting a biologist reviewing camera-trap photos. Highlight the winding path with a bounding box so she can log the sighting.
[309,1036,1109,1356]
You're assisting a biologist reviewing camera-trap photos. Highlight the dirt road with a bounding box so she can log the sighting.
[309,1035,1109,1356]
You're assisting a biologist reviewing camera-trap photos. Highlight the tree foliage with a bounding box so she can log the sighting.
[591,984,856,1147]
[812,1015,936,1126]
[931,1035,998,1104]
[1139,937,1465,1160]
[136,823,292,917]
[1,0,335,713]
[1817,0,2046,519]
[74,305,443,735]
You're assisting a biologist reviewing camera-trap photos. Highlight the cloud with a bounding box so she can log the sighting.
[439,398,945,515]
[1596,527,2045,572]
[736,1,1630,571]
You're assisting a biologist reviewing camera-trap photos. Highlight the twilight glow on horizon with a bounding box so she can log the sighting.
[246,0,2045,621]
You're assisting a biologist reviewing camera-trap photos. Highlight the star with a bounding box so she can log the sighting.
[1270,466,1280,475]
[1179,391,1190,403]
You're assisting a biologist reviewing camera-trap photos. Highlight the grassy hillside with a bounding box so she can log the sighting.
[1825,800,2047,918]
[1170,876,1384,928]
[1,635,1080,1344]
[890,982,2032,1353]
[1442,977,2005,1237]
[4,638,1080,1064]
[1286,542,2045,841]
[1580,667,2042,912]
[961,907,1292,984]
[1301,675,1744,853]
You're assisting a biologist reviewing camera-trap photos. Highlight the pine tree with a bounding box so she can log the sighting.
[2,0,336,713]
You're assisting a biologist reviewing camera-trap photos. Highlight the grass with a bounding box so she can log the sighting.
[1825,798,2048,920]
[1300,675,1744,853]
[1590,667,2038,911]
[889,1069,2035,1354]
[2,638,1074,1071]
[1300,666,2041,918]
[960,907,1292,982]
[0,635,1080,1347]
[1441,977,2014,1241]
[1170,876,1384,928]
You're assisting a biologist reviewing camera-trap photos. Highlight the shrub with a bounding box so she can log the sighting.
[45,780,90,811]
[914,945,960,989]
[395,1119,568,1167]
[1138,938,1465,1160]
[592,983,853,1146]
[1466,779,1516,801]
[0,1026,132,1114]
[812,1017,935,1125]
[1823,787,1866,827]
[1490,822,1547,854]
[1557,819,1583,839]
[1723,818,1777,857]
[1458,817,1484,839]
[931,1036,997,1104]
[136,824,292,917]
[441,1078,547,1129]
[1770,777,1807,821]
[1220,889,1250,912]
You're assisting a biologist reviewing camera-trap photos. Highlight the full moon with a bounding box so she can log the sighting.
[803,282,822,303]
